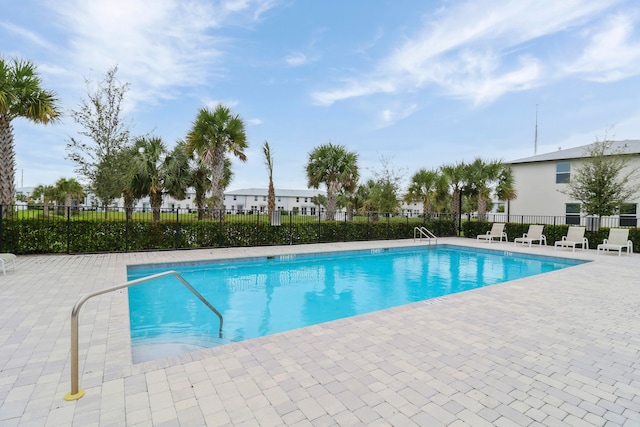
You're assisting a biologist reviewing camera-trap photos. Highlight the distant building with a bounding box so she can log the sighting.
[223,188,326,215]
[506,140,640,226]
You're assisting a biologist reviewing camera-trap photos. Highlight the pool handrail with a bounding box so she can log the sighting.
[414,226,437,244]
[64,270,223,401]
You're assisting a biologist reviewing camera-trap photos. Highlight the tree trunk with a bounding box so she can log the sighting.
[209,149,226,221]
[477,196,487,222]
[326,181,338,221]
[0,116,16,211]
[150,190,162,222]
[267,179,276,222]
[452,187,461,231]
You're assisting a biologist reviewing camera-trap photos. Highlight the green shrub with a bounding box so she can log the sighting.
[0,216,454,254]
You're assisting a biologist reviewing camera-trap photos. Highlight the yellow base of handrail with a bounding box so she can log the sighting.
[64,389,86,401]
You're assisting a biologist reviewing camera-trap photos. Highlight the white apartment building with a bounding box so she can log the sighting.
[506,140,640,226]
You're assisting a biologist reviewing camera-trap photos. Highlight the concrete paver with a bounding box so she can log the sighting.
[0,238,639,425]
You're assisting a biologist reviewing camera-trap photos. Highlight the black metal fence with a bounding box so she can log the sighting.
[0,205,455,254]
[2,204,638,254]
[485,213,638,229]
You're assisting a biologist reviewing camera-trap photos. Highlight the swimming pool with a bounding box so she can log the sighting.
[127,245,585,362]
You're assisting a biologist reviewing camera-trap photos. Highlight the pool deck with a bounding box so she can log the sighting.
[0,238,639,426]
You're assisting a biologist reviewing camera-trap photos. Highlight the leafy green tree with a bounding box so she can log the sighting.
[163,142,192,202]
[406,168,447,219]
[495,164,517,215]
[563,140,639,218]
[190,159,212,220]
[32,184,57,218]
[66,66,131,213]
[305,143,359,221]
[0,57,61,209]
[465,158,505,221]
[130,137,167,221]
[54,177,85,207]
[185,105,248,219]
[116,146,139,220]
[441,162,469,231]
[263,141,276,221]
[311,194,328,209]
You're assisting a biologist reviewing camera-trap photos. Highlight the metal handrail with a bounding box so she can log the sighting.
[64,270,223,401]
[414,227,438,244]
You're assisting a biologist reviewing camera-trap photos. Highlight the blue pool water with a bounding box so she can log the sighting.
[127,245,585,362]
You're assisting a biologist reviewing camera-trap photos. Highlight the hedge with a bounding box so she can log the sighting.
[0,218,456,254]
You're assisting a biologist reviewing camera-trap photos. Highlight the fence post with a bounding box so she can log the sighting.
[317,209,321,243]
[344,212,348,242]
[175,208,180,250]
[125,208,129,253]
[66,206,71,254]
[289,211,293,245]
[219,209,223,247]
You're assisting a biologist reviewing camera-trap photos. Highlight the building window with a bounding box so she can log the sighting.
[296,197,299,202]
[556,162,570,184]
[304,198,308,203]
[301,207,307,215]
[263,196,266,201]
[277,197,281,202]
[233,195,237,200]
[254,196,258,201]
[620,203,638,227]
[566,203,580,225]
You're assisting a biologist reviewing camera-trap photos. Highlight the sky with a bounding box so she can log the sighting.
[3,0,640,192]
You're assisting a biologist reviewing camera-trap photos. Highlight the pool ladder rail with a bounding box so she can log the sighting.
[64,270,223,401]
[414,227,438,244]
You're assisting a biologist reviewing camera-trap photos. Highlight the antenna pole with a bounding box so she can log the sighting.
[534,104,538,155]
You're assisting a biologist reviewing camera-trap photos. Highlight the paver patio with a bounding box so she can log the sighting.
[0,238,638,426]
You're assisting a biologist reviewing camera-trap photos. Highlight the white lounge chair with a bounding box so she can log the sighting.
[477,223,507,243]
[597,228,633,256]
[0,253,17,275]
[554,226,588,252]
[514,225,546,247]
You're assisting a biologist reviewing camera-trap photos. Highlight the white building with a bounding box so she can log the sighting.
[506,140,640,226]
[223,188,326,215]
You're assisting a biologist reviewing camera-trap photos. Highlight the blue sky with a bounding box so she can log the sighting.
[3,0,640,192]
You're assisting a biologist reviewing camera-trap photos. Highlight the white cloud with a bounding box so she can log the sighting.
[285,52,309,67]
[312,0,625,107]
[45,0,273,109]
[561,13,640,82]
[377,104,418,128]
[0,21,53,48]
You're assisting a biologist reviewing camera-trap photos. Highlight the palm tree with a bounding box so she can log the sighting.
[466,158,503,222]
[263,141,276,221]
[305,143,359,221]
[117,146,140,220]
[163,143,192,202]
[32,184,57,218]
[0,58,61,210]
[131,136,167,221]
[55,177,85,209]
[495,164,517,217]
[185,105,248,220]
[441,162,468,232]
[406,168,446,219]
